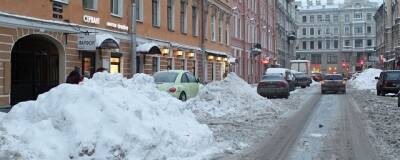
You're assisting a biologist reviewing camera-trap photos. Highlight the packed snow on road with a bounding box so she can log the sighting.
[0,73,220,160]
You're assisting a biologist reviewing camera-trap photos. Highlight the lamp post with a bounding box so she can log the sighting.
[250,43,262,83]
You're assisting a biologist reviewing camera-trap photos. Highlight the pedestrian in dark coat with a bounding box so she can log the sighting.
[66,66,83,84]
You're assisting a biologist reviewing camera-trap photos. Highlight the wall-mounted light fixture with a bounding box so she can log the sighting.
[187,52,195,58]
[162,48,169,55]
[216,57,222,61]
[176,50,183,56]
[223,58,228,62]
[208,55,214,60]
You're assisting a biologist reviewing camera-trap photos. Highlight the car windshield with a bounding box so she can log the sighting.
[324,75,343,80]
[263,75,284,80]
[386,72,400,80]
[153,72,179,83]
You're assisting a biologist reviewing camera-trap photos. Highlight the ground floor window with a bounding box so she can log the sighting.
[212,62,215,81]
[81,51,96,76]
[152,56,159,73]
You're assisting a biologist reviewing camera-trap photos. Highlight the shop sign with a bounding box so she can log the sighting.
[106,22,129,31]
[83,15,100,24]
[78,34,96,51]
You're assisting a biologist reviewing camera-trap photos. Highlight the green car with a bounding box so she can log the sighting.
[153,70,201,101]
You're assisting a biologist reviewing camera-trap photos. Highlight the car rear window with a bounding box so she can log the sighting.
[153,72,179,83]
[295,73,306,78]
[324,75,343,80]
[262,75,284,80]
[386,72,400,80]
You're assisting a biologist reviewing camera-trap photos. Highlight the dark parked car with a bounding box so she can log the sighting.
[375,70,400,96]
[321,74,346,94]
[293,72,312,88]
[312,72,323,82]
[257,74,290,99]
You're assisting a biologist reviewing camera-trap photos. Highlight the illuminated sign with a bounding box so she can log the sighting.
[106,22,129,31]
[83,15,100,24]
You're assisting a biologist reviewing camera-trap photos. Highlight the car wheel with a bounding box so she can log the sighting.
[377,89,381,96]
[301,86,306,88]
[284,94,289,99]
[179,92,187,101]
[343,90,346,94]
[321,90,325,94]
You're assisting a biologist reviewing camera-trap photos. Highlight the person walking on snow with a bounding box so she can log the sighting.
[66,66,83,84]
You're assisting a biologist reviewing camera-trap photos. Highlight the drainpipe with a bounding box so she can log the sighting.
[201,0,207,82]
[131,1,137,76]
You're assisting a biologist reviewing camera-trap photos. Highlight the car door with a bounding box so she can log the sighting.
[180,73,190,97]
[186,72,199,98]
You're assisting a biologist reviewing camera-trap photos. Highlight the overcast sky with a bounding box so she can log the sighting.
[297,0,383,5]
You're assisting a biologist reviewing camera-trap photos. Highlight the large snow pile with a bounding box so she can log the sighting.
[350,68,382,90]
[186,73,280,118]
[0,73,218,160]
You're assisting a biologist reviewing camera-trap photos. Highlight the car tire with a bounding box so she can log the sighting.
[321,90,325,94]
[343,90,346,94]
[179,92,187,101]
[301,86,306,88]
[377,89,381,96]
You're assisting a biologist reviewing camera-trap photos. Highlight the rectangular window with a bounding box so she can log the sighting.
[135,0,143,20]
[354,12,362,20]
[354,25,363,34]
[345,14,349,22]
[318,28,321,35]
[344,40,351,47]
[355,39,363,48]
[180,0,187,33]
[325,15,330,22]
[303,28,307,35]
[326,40,331,49]
[367,26,372,33]
[303,41,307,49]
[311,54,321,64]
[327,54,337,64]
[83,0,97,10]
[310,41,315,49]
[334,27,339,34]
[325,28,330,34]
[111,0,123,16]
[367,13,372,21]
[310,15,314,23]
[334,40,338,48]
[152,0,160,26]
[333,15,338,22]
[211,14,216,41]
[167,0,174,31]
[317,15,322,22]
[310,28,314,35]
[191,6,198,35]
[367,39,372,46]
[345,26,350,35]
[318,41,322,49]
[302,16,307,23]
[152,57,159,73]
[218,15,223,42]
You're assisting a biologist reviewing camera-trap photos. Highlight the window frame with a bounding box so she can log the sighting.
[167,0,175,31]
[152,0,161,27]
[110,0,123,17]
[83,0,98,11]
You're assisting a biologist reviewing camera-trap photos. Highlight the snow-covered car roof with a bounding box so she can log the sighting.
[265,68,289,74]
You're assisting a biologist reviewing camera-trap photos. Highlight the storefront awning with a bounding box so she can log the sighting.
[206,49,228,57]
[96,34,120,49]
[136,43,161,54]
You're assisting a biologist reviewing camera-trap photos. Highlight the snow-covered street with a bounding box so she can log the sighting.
[1,70,400,160]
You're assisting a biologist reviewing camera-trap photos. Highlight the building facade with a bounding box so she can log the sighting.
[134,0,231,82]
[276,0,297,68]
[296,0,379,74]
[375,0,400,70]
[229,0,276,83]
[0,0,133,106]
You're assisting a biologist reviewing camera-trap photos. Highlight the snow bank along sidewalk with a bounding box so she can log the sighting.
[352,90,400,160]
[185,73,284,155]
[0,73,219,160]
[350,68,382,90]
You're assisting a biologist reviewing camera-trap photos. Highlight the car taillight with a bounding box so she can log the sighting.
[169,87,176,93]
[321,81,325,85]
[258,83,266,87]
[342,81,346,85]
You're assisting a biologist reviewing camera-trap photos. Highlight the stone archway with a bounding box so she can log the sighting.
[10,34,64,105]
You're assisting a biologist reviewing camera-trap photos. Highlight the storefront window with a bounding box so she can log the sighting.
[110,57,120,73]
[152,57,159,73]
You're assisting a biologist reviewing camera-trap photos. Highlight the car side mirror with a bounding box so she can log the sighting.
[375,77,379,80]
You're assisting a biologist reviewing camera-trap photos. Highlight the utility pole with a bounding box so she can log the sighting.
[131,0,137,76]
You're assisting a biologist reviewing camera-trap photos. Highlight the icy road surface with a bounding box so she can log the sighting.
[222,87,379,160]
